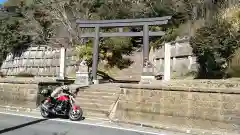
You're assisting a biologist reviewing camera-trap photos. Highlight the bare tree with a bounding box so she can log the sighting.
[34,0,97,47]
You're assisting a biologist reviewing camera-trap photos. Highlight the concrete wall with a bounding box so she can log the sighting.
[114,84,240,125]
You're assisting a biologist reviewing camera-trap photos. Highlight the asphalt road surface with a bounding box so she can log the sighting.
[0,113,190,135]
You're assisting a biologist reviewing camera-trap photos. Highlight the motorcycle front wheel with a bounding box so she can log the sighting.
[68,107,83,121]
[40,103,51,118]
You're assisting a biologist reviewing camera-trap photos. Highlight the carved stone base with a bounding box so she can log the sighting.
[140,75,156,84]
[75,72,91,86]
[92,79,99,84]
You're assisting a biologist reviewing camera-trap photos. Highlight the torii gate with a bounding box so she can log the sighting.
[59,16,172,84]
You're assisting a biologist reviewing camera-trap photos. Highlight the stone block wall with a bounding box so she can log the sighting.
[0,83,38,108]
[151,38,198,75]
[115,84,240,125]
[0,77,60,109]
[0,45,77,77]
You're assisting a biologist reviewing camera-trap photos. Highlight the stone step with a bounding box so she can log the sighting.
[84,86,119,91]
[77,95,118,101]
[79,87,120,93]
[87,84,121,89]
[82,107,110,119]
[83,111,109,120]
[84,90,119,94]
[74,83,120,120]
[82,106,109,113]
[76,97,115,106]
[79,102,111,111]
[78,91,119,97]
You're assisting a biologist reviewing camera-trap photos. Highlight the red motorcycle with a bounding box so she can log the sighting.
[40,89,83,121]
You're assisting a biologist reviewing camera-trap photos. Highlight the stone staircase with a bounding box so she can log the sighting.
[75,83,121,120]
[112,51,143,81]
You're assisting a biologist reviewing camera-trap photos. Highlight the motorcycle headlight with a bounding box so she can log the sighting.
[41,89,49,94]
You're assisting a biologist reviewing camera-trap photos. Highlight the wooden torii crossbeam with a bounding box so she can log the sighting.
[76,16,172,84]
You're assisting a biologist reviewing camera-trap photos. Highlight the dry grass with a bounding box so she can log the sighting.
[219,4,240,31]
[228,48,240,77]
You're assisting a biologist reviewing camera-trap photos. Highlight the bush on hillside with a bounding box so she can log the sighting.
[76,37,134,70]
[228,48,240,77]
[190,20,240,79]
[0,71,5,78]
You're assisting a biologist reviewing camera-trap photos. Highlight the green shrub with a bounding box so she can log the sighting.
[190,20,240,79]
[228,48,240,77]
[0,71,5,77]
[75,37,134,70]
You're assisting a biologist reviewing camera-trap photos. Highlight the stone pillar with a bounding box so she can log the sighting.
[143,24,149,62]
[160,59,163,65]
[140,24,155,84]
[164,43,171,81]
[119,28,123,32]
[188,56,193,70]
[91,26,100,84]
[175,42,179,56]
[173,57,176,71]
[59,47,66,80]
[75,60,91,86]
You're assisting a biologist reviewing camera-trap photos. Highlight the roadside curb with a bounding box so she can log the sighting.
[0,105,38,113]
[0,105,110,121]
[112,120,239,135]
[112,120,193,134]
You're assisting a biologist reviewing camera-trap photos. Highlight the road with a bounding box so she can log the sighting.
[0,113,191,135]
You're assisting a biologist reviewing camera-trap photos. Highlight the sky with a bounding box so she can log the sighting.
[0,0,7,4]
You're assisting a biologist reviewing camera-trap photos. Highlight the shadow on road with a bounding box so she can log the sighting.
[0,119,47,134]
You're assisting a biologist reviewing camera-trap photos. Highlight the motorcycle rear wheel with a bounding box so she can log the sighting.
[68,107,83,121]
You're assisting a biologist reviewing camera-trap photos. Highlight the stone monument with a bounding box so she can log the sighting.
[75,59,91,86]
[140,59,155,84]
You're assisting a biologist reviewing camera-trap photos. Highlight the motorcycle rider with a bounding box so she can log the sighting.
[51,85,70,98]
[42,85,71,110]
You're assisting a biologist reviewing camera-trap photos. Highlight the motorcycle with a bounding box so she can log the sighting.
[39,88,83,121]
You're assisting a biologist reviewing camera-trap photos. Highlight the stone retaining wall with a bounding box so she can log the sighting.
[0,82,38,108]
[0,77,61,109]
[115,84,240,125]
[0,45,77,77]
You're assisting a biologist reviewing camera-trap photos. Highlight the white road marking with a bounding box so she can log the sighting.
[0,111,165,135]
[96,121,108,125]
